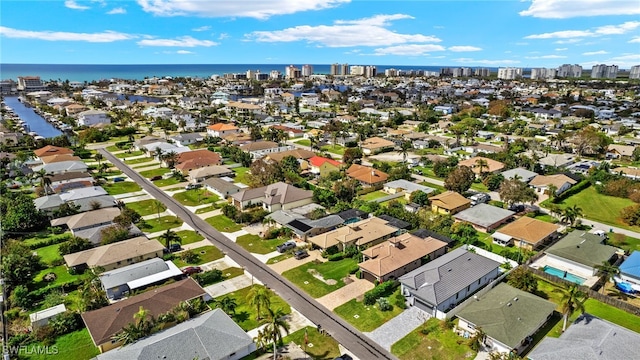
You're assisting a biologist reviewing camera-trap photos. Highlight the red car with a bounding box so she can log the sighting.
[182,266,202,276]
[149,175,163,181]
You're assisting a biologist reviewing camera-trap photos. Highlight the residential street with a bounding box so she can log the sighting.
[99,148,397,360]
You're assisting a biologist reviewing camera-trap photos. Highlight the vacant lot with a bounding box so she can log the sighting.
[284,326,341,359]
[282,258,357,298]
[215,285,291,331]
[173,245,224,267]
[126,199,166,216]
[236,234,286,254]
[173,189,220,206]
[103,181,141,195]
[140,216,183,233]
[205,215,243,232]
[391,318,475,360]
[139,168,171,178]
[334,289,405,332]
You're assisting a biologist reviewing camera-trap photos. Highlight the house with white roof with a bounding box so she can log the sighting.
[77,110,111,127]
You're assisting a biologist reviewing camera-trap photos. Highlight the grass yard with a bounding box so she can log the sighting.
[282,258,358,298]
[321,144,345,155]
[176,230,205,244]
[34,265,87,288]
[205,215,243,232]
[334,289,405,332]
[221,267,245,280]
[154,177,182,187]
[233,166,251,185]
[470,182,489,192]
[173,189,220,206]
[421,181,446,193]
[24,232,72,248]
[124,157,155,165]
[215,285,291,331]
[35,243,63,265]
[284,326,341,360]
[106,144,123,152]
[139,167,171,178]
[529,213,559,224]
[195,203,223,214]
[360,190,388,201]
[126,199,166,216]
[140,216,183,233]
[115,150,145,158]
[266,252,293,264]
[173,245,224,267]
[391,318,475,360]
[236,234,285,254]
[29,328,99,360]
[103,181,141,195]
[295,139,311,147]
[552,186,640,231]
[607,233,640,253]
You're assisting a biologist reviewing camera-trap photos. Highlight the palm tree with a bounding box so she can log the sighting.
[263,307,290,360]
[154,146,163,162]
[112,306,156,345]
[163,150,179,168]
[595,261,619,294]
[254,329,270,352]
[398,140,412,164]
[159,229,181,250]
[216,296,238,315]
[468,327,486,351]
[475,158,489,176]
[546,184,558,201]
[561,205,583,227]
[246,286,271,320]
[553,284,588,332]
[152,199,164,220]
[94,153,104,168]
[34,168,52,194]
[99,162,109,174]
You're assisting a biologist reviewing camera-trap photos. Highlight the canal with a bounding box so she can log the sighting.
[3,97,62,138]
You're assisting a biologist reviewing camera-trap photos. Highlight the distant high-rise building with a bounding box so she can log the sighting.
[385,68,399,77]
[269,70,281,80]
[246,70,256,80]
[591,64,618,79]
[301,64,313,77]
[497,67,523,80]
[255,72,269,81]
[630,65,640,79]
[350,65,365,76]
[440,68,453,76]
[530,68,557,80]
[474,68,491,77]
[364,65,377,78]
[330,63,340,76]
[285,65,301,79]
[0,79,15,94]
[17,76,45,91]
[340,63,349,76]
[451,67,472,77]
[557,64,582,78]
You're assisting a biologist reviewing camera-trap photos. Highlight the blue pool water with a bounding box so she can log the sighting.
[543,266,586,285]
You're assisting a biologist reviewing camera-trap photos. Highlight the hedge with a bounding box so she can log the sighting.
[193,269,223,286]
[327,253,345,261]
[363,280,400,305]
[552,180,591,203]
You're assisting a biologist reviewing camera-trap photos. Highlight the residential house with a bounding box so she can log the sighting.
[500,168,539,183]
[133,136,165,151]
[30,304,67,329]
[612,166,640,180]
[458,157,505,176]
[383,179,435,201]
[492,217,560,250]
[430,191,471,215]
[63,236,164,273]
[65,103,88,116]
[33,160,88,175]
[173,149,222,175]
[359,233,447,282]
[271,124,304,139]
[306,216,397,250]
[279,213,345,240]
[361,137,395,155]
[307,156,342,177]
[528,314,640,360]
[411,229,455,247]
[77,110,111,127]
[206,123,239,138]
[82,279,207,353]
[529,174,577,195]
[617,251,640,292]
[346,164,389,188]
[543,231,618,279]
[538,153,575,169]
[188,166,235,183]
[203,177,241,199]
[456,283,556,355]
[230,182,313,211]
[34,186,112,213]
[170,133,204,147]
[39,154,82,164]
[399,248,501,319]
[99,258,184,300]
[50,207,125,244]
[265,148,316,163]
[48,171,94,192]
[240,141,294,160]
[607,144,636,159]
[453,204,515,232]
[94,309,256,360]
[336,209,369,224]
[33,145,74,160]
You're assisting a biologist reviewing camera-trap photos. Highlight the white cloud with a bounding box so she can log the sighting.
[582,50,609,55]
[526,21,640,39]
[554,39,582,44]
[192,26,211,32]
[248,14,440,47]
[107,7,126,15]
[582,53,640,68]
[524,54,567,59]
[176,50,194,54]
[630,36,640,43]
[520,0,640,19]
[555,47,568,51]
[137,0,349,19]
[0,26,134,42]
[371,44,446,56]
[65,0,90,10]
[453,58,521,65]
[137,36,218,47]
[448,46,482,52]
[218,33,229,40]
[526,30,593,39]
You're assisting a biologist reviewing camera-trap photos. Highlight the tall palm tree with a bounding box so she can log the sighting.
[216,296,238,315]
[34,168,52,195]
[159,229,181,250]
[398,140,412,164]
[475,158,489,176]
[163,150,179,168]
[561,205,583,227]
[553,284,588,332]
[152,199,164,220]
[264,307,290,360]
[246,286,271,320]
[595,261,619,294]
[94,153,104,168]
[546,184,558,201]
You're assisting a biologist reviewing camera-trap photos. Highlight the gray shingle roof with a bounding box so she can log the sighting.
[528,314,640,360]
[100,258,169,290]
[399,247,500,306]
[546,231,618,268]
[453,204,514,228]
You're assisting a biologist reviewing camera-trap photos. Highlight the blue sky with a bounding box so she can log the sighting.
[1,0,639,68]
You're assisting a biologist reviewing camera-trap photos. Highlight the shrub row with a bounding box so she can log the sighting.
[552,180,590,203]
[26,233,71,250]
[193,269,223,286]
[363,280,399,305]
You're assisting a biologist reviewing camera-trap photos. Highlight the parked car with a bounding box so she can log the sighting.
[169,243,182,252]
[149,175,163,181]
[294,249,309,260]
[185,183,202,190]
[276,241,296,253]
[113,177,124,182]
[469,193,491,206]
[182,266,202,275]
[508,204,525,213]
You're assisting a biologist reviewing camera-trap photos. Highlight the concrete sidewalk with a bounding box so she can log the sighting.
[316,276,374,310]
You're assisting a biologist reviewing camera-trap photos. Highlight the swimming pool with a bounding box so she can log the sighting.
[543,266,586,285]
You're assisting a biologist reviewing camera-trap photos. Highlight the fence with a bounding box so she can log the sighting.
[445,268,512,319]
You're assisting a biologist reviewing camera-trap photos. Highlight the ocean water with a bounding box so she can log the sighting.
[0,63,494,83]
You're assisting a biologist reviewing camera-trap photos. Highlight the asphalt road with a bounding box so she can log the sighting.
[99,148,397,360]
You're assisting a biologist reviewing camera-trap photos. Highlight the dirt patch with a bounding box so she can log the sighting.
[308,269,338,285]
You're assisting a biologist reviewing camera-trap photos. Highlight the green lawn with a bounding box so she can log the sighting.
[24,232,72,248]
[126,199,166,216]
[205,215,243,232]
[421,181,446,193]
[236,234,287,254]
[34,265,87,288]
[195,203,223,214]
[233,167,251,185]
[607,233,640,253]
[215,285,291,331]
[124,157,155,165]
[154,177,182,187]
[282,259,358,298]
[360,190,388,201]
[115,150,144,158]
[154,230,204,247]
[29,328,99,360]
[295,139,311,147]
[284,326,341,360]
[173,189,220,206]
[470,182,488,192]
[321,144,345,155]
[334,289,405,332]
[140,216,183,233]
[173,245,224,267]
[106,144,123,152]
[551,186,640,231]
[529,213,559,224]
[35,243,63,265]
[266,252,294,264]
[103,181,142,195]
[391,318,475,360]
[139,168,171,178]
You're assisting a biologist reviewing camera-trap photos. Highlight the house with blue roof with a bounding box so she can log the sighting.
[618,251,640,293]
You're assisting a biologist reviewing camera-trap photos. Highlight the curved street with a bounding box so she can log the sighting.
[98,148,397,360]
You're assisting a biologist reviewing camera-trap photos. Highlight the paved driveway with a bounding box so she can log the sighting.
[365,306,431,351]
[317,277,374,310]
[269,249,324,274]
[203,274,254,298]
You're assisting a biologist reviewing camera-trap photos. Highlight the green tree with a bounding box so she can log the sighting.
[498,178,538,207]
[475,158,489,177]
[554,284,588,332]
[343,147,363,165]
[216,296,238,315]
[2,240,41,287]
[247,286,271,320]
[0,192,48,233]
[595,261,619,294]
[264,307,291,360]
[483,173,504,191]
[280,155,301,173]
[113,207,142,228]
[112,306,156,346]
[94,152,104,168]
[444,165,475,194]
[159,229,181,250]
[398,140,413,163]
[468,327,486,351]
[59,236,92,256]
[560,205,583,227]
[9,284,31,308]
[409,190,430,206]
[506,266,538,293]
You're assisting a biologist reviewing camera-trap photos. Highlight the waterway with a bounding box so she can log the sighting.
[3,97,62,138]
